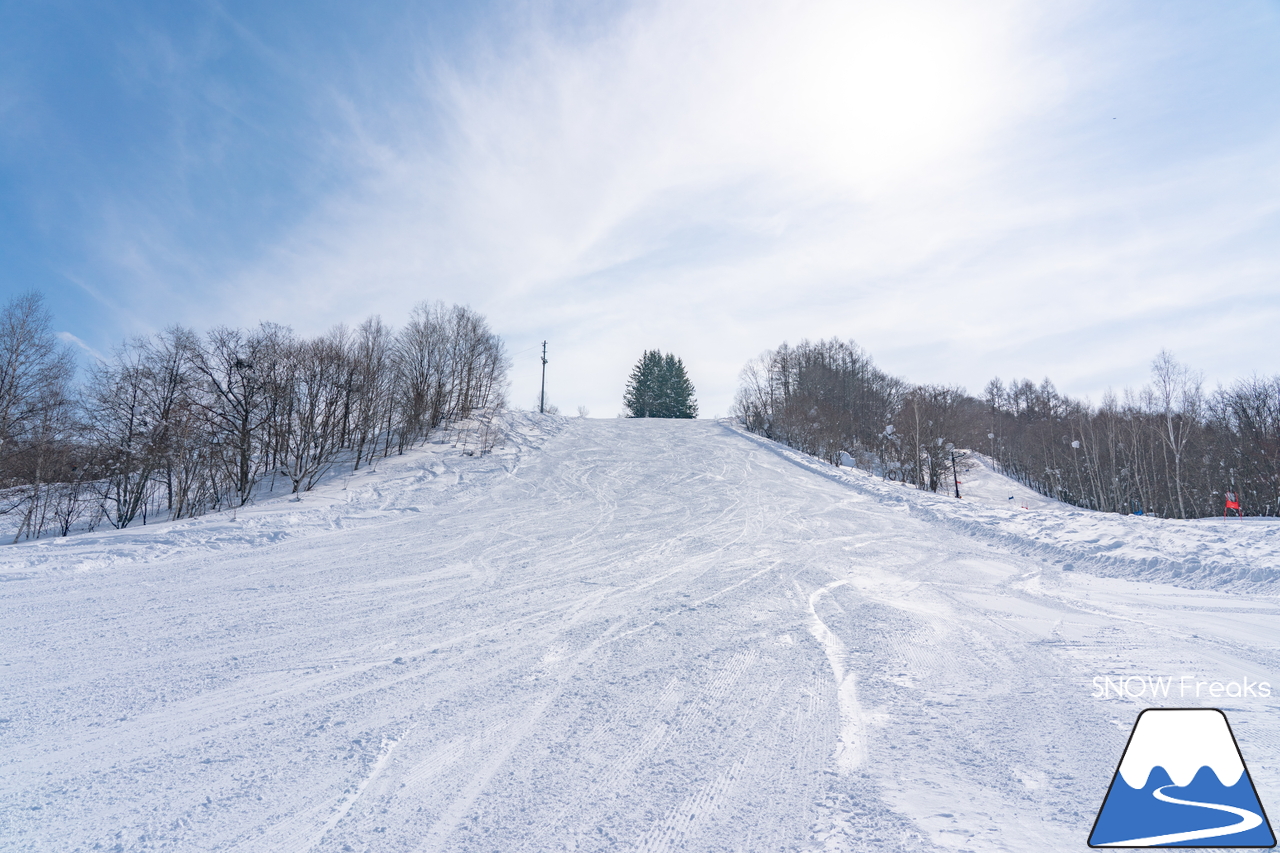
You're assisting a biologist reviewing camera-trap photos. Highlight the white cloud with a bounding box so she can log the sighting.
[56,330,105,363]
[81,0,1280,417]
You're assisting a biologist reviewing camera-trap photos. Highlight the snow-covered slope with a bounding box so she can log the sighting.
[948,452,1067,510]
[826,442,1280,591]
[2,417,1278,852]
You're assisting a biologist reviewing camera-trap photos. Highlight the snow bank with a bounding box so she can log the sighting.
[0,413,567,578]
[734,424,1280,592]
[9,416,1275,594]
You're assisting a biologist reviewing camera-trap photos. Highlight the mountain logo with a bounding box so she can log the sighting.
[1089,708,1275,848]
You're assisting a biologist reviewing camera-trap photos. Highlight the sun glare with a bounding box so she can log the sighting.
[756,2,1008,187]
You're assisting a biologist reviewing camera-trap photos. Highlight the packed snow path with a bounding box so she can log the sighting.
[2,417,1278,851]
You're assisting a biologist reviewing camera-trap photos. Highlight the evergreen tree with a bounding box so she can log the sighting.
[624,350,698,418]
[659,353,698,418]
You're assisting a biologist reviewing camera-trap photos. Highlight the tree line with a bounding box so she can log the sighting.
[0,293,508,541]
[734,338,1280,518]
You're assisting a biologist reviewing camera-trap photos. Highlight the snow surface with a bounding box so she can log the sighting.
[2,415,1278,851]
[942,453,1065,511]
[828,446,1280,592]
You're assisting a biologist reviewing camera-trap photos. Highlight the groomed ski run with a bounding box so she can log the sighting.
[2,415,1277,852]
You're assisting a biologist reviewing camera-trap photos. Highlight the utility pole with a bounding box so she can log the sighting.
[539,341,548,414]
[951,450,961,499]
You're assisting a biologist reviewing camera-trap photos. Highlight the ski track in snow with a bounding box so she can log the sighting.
[802,580,866,774]
[1,415,1278,851]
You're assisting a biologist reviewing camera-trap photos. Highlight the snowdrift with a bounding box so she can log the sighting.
[741,427,1280,592]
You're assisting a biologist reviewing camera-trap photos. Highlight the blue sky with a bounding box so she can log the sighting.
[2,0,1278,417]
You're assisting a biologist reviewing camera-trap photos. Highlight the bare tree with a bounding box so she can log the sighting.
[191,324,289,507]
[349,316,394,470]
[83,343,157,528]
[277,330,350,493]
[389,302,508,455]
[0,294,514,540]
[0,292,77,540]
[1149,350,1202,519]
[141,327,208,520]
[734,338,902,469]
[900,385,971,491]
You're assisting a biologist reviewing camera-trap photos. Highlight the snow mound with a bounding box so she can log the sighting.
[737,426,1280,592]
[0,412,566,576]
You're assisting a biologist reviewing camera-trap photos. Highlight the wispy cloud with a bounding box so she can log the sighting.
[56,330,105,363]
[20,0,1280,417]
[211,0,1069,409]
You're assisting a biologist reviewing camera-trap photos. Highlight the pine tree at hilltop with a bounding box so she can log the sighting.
[659,353,698,418]
[624,350,698,418]
[623,350,662,418]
